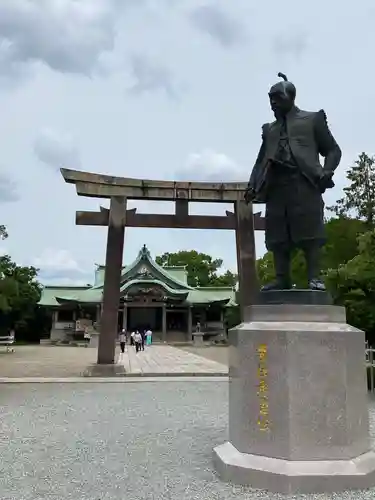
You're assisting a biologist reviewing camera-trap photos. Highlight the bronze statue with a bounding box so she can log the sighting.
[245,73,341,291]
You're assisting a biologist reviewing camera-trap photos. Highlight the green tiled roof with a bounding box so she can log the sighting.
[39,245,236,307]
[163,266,188,284]
[55,288,103,304]
[120,278,188,297]
[91,244,193,291]
[39,286,92,306]
[186,287,236,305]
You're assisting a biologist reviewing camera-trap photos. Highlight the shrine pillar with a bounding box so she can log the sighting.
[187,306,193,341]
[96,304,101,323]
[122,304,128,330]
[162,304,167,342]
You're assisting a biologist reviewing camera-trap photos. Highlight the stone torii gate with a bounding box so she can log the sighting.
[60,168,265,365]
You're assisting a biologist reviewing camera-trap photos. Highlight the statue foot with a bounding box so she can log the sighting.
[261,280,292,292]
[308,279,326,291]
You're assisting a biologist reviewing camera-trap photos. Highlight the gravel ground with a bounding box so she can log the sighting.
[1,382,375,500]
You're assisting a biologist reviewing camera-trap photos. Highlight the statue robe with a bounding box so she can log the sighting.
[248,106,341,251]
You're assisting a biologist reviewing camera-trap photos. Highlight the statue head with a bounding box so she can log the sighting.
[268,72,296,118]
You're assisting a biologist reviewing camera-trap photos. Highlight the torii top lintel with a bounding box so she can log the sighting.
[60,168,257,203]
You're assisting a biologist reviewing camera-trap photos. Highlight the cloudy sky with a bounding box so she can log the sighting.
[0,0,373,286]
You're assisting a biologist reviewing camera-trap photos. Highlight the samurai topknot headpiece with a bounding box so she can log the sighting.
[269,72,296,99]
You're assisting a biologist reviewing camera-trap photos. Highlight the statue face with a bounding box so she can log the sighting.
[268,90,294,118]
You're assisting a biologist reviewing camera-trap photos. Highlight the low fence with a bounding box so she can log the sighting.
[366,343,375,392]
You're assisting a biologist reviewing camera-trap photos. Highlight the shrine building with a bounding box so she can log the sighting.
[39,244,236,343]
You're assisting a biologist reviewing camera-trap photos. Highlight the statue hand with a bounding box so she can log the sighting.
[244,186,256,204]
[318,171,335,192]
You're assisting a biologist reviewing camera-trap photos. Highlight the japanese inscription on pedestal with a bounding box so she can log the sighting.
[256,344,270,431]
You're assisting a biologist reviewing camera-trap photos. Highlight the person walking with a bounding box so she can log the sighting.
[134,330,142,353]
[83,326,91,347]
[119,329,126,354]
[141,329,145,351]
[130,331,135,346]
[145,328,152,346]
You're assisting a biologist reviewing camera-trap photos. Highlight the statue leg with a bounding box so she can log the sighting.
[274,246,292,285]
[261,245,292,291]
[302,241,326,291]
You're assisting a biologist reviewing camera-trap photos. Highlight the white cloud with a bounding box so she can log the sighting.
[0,39,32,85]
[176,150,247,182]
[33,129,80,170]
[32,248,93,285]
[32,248,80,272]
[0,171,19,202]
[128,53,179,99]
[40,276,92,286]
[273,31,309,59]
[189,4,247,48]
[0,0,120,76]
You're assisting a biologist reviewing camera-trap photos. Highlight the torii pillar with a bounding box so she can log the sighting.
[234,200,258,318]
[97,196,126,365]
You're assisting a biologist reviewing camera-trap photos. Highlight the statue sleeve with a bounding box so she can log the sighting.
[248,124,268,190]
[314,110,342,171]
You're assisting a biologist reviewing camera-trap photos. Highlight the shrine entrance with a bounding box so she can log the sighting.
[127,306,161,332]
[61,168,264,364]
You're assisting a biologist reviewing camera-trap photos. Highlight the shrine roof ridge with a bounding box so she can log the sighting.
[60,168,249,202]
[42,285,91,290]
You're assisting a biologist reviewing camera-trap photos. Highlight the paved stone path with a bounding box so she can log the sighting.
[0,376,227,383]
[117,345,227,375]
[0,345,228,378]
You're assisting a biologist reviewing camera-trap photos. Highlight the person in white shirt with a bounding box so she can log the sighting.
[130,331,135,346]
[119,329,126,353]
[134,330,142,353]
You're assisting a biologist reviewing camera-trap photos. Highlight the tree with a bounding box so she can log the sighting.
[328,152,375,227]
[256,251,276,287]
[256,217,365,287]
[210,270,237,288]
[0,254,42,333]
[256,249,307,288]
[326,229,375,344]
[224,304,241,329]
[0,225,8,240]
[321,216,366,270]
[155,250,237,287]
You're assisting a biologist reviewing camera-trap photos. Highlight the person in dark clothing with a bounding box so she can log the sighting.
[141,330,145,351]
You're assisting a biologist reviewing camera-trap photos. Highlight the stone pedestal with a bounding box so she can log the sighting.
[82,363,126,377]
[88,333,100,349]
[193,332,204,346]
[213,295,375,494]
